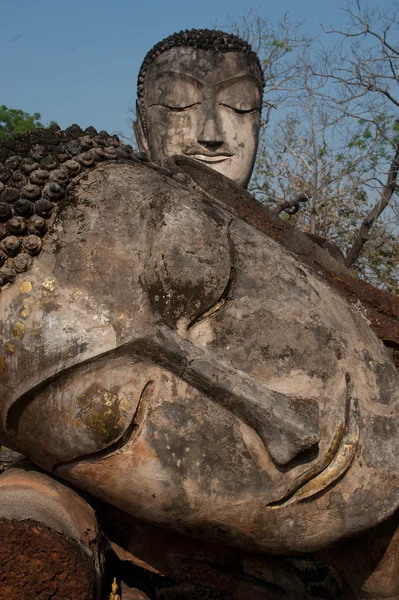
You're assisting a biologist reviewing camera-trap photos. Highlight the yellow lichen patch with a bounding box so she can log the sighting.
[84,406,115,440]
[118,313,125,320]
[73,418,81,429]
[75,384,129,445]
[103,391,117,406]
[42,278,55,292]
[11,322,25,339]
[5,341,15,353]
[118,397,131,413]
[20,299,32,319]
[77,394,90,409]
[117,416,127,429]
[20,281,32,294]
[30,321,41,337]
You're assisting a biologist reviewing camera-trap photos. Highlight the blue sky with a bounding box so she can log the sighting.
[0,0,394,139]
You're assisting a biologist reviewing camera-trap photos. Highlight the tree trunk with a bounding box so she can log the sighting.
[345,141,399,268]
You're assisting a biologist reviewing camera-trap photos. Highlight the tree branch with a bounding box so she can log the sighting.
[272,194,309,216]
[345,133,399,268]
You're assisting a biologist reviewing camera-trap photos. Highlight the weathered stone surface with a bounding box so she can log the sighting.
[171,155,399,353]
[0,159,398,560]
[0,126,136,289]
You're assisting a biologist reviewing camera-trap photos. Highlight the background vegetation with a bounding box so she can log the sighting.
[228,0,399,292]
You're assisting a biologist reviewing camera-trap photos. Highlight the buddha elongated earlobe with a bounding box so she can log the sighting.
[133,102,150,157]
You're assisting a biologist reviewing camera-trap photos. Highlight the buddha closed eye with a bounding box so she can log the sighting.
[152,73,261,114]
[217,75,262,111]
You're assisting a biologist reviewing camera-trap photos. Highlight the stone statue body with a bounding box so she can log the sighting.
[3,155,399,554]
[1,30,399,600]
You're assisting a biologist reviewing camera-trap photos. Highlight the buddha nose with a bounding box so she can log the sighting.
[198,115,224,151]
[257,394,320,466]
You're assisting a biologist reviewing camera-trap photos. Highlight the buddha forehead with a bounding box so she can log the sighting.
[143,47,263,96]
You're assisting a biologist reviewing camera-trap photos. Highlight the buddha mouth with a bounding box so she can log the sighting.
[269,395,360,508]
[184,150,233,164]
[191,154,231,163]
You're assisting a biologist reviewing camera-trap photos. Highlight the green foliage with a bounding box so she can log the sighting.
[272,38,292,51]
[0,105,57,140]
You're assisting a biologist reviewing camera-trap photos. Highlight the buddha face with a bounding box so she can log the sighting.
[135,47,262,188]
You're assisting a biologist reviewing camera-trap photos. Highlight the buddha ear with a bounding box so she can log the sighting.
[133,101,150,156]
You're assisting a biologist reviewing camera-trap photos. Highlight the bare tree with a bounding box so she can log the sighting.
[252,51,384,235]
[317,0,399,269]
[228,4,399,292]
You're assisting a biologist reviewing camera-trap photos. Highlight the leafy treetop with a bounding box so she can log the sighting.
[0,105,57,141]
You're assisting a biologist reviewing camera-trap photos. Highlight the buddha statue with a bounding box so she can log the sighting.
[0,30,399,600]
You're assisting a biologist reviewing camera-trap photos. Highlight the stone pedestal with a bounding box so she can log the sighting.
[0,519,99,600]
[0,464,104,600]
